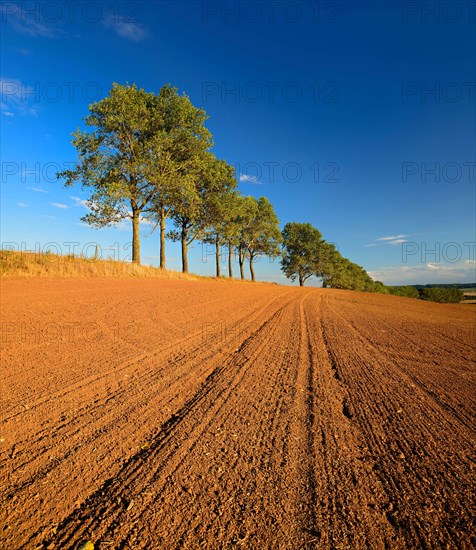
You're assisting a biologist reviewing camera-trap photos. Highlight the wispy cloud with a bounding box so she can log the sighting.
[240,174,262,185]
[18,202,28,207]
[50,202,68,209]
[1,3,65,38]
[103,14,148,42]
[364,234,410,247]
[28,186,48,193]
[388,238,408,245]
[377,234,408,242]
[0,78,39,116]
[70,195,88,208]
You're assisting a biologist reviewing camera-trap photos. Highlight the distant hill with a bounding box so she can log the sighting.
[410,283,476,290]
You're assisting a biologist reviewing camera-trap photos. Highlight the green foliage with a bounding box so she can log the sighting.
[199,161,239,246]
[281,222,324,286]
[239,197,282,257]
[388,286,420,299]
[280,222,388,293]
[370,281,390,294]
[58,83,213,265]
[236,196,281,281]
[420,287,464,303]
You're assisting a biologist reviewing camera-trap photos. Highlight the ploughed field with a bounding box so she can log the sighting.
[1,279,475,549]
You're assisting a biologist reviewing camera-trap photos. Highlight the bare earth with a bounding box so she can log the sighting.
[1,279,475,549]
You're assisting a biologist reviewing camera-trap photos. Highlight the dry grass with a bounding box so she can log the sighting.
[0,250,210,281]
[0,250,277,284]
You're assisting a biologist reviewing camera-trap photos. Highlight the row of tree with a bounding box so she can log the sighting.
[59,83,386,292]
[280,222,387,292]
[59,83,282,281]
[281,226,465,301]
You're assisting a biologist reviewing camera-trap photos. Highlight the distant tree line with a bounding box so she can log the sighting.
[419,287,464,303]
[387,286,420,299]
[280,222,387,292]
[384,285,465,302]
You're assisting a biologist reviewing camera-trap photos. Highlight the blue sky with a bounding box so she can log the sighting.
[1,0,475,285]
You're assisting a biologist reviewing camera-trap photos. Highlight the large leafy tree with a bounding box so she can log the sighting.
[281,222,325,286]
[145,85,213,269]
[238,196,282,282]
[58,83,162,264]
[59,83,213,266]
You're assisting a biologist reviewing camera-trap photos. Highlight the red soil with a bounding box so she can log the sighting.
[1,279,475,549]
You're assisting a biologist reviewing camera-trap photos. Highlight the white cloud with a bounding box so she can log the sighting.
[389,238,408,245]
[365,234,410,247]
[1,4,64,38]
[28,186,48,193]
[17,202,28,207]
[103,14,148,42]
[50,202,68,209]
[377,234,408,241]
[240,174,262,185]
[369,261,476,285]
[70,195,88,208]
[0,78,39,116]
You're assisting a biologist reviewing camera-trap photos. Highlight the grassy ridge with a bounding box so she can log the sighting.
[0,251,208,280]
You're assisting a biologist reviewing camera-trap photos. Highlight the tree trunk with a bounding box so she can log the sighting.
[239,246,245,280]
[181,224,188,273]
[132,209,141,264]
[249,255,256,282]
[159,205,166,269]
[299,273,304,286]
[215,236,221,278]
[228,241,233,278]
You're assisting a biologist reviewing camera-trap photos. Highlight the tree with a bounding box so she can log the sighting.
[201,175,239,278]
[238,196,282,282]
[168,153,235,273]
[145,85,213,269]
[221,192,245,278]
[58,83,161,264]
[281,222,325,286]
[388,286,419,299]
[420,287,464,303]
